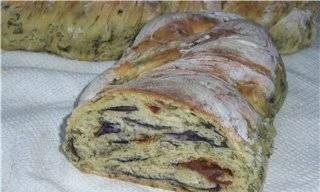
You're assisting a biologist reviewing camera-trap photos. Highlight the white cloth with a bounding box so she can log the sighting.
[2,37,319,192]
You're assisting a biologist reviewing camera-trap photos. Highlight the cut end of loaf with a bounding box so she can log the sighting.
[63,90,267,192]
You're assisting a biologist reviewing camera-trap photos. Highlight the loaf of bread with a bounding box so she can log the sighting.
[223,1,318,54]
[63,12,287,192]
[1,1,219,61]
[1,1,317,61]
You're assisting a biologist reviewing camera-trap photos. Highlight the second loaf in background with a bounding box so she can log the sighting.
[1,1,317,60]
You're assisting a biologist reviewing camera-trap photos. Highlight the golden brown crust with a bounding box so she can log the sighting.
[115,48,182,78]
[88,12,285,118]
[151,17,217,42]
[223,2,274,25]
[200,48,271,76]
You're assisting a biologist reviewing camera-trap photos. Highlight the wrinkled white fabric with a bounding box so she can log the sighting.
[2,34,319,192]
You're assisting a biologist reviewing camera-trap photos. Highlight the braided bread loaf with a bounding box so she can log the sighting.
[63,12,287,192]
[1,1,317,60]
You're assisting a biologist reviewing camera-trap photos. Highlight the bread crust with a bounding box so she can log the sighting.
[80,12,287,118]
